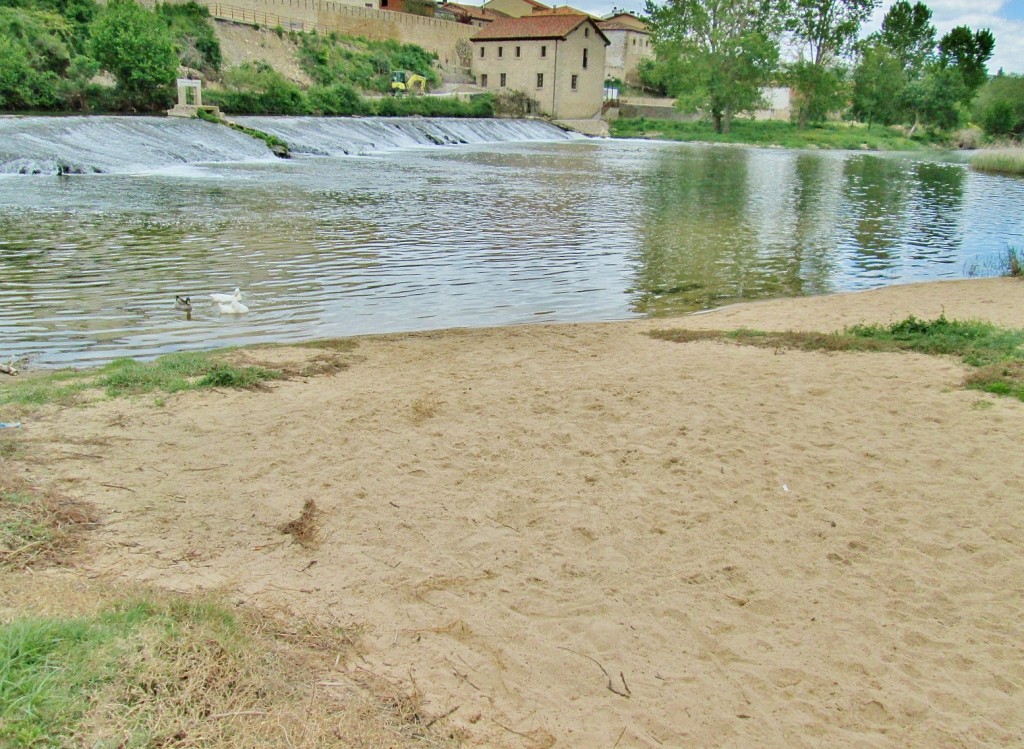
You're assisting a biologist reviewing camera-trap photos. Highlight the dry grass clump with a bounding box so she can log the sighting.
[280,498,324,548]
[0,476,98,570]
[410,395,443,424]
[2,588,462,749]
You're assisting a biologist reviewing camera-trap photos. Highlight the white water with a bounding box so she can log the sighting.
[0,115,580,175]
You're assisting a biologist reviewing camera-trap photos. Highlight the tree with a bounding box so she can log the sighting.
[879,0,935,75]
[851,41,904,127]
[972,73,1024,137]
[785,0,879,127]
[644,0,783,133]
[902,64,966,131]
[88,0,178,110]
[938,25,995,101]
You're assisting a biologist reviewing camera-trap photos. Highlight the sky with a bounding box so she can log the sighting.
[560,0,1024,74]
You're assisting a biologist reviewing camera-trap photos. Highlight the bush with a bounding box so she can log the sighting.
[88,0,178,111]
[306,82,373,115]
[973,73,1024,138]
[209,61,308,114]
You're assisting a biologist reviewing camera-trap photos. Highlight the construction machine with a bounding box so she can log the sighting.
[390,70,427,95]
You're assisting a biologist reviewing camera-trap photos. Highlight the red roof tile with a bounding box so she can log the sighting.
[471,13,609,43]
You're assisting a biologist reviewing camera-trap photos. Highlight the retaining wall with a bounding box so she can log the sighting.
[156,0,475,66]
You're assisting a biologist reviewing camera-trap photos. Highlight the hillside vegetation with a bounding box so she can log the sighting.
[0,0,492,117]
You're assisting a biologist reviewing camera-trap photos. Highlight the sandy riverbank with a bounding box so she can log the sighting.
[5,278,1024,747]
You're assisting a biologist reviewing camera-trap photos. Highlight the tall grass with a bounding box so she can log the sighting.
[969,147,1024,175]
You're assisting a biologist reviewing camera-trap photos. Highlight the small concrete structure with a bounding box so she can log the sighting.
[167,79,224,119]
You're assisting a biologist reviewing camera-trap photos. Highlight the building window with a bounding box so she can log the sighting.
[583,48,588,69]
[571,74,578,90]
[536,73,544,88]
[584,27,589,37]
[515,46,521,58]
[498,46,503,58]
[480,46,485,58]
[632,38,636,46]
[481,73,488,87]
[500,72,506,87]
[540,45,547,57]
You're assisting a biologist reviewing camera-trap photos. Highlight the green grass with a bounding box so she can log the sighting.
[0,597,255,747]
[611,117,932,150]
[650,315,1024,402]
[0,351,281,407]
[969,147,1024,175]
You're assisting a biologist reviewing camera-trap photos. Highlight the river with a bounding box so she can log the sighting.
[1,116,1022,368]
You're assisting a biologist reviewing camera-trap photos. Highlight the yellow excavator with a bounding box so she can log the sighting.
[390,70,427,95]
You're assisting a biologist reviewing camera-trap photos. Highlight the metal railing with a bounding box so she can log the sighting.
[206,3,313,31]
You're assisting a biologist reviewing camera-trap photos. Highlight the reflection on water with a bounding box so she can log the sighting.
[1,139,1023,367]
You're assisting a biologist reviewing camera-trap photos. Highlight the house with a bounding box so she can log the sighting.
[481,0,550,20]
[471,14,609,118]
[597,12,652,85]
[437,1,509,26]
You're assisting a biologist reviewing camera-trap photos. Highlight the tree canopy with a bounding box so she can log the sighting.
[88,0,178,110]
[644,0,783,133]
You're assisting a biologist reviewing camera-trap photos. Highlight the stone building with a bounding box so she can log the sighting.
[481,0,550,19]
[471,13,609,119]
[597,12,652,85]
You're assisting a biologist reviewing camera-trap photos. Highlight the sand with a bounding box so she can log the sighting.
[9,278,1024,747]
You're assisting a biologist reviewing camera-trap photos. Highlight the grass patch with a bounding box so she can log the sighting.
[0,351,281,407]
[611,117,931,150]
[969,147,1024,175]
[650,314,1024,402]
[0,590,457,748]
[1,479,97,570]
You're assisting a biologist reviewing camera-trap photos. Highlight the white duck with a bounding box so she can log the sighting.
[218,298,249,314]
[210,287,241,304]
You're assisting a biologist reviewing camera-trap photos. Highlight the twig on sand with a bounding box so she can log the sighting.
[425,704,460,728]
[493,719,536,740]
[486,515,520,533]
[185,463,228,472]
[100,483,135,492]
[612,726,627,748]
[557,646,631,698]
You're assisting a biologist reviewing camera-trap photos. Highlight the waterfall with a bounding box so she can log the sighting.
[231,116,581,156]
[0,115,582,175]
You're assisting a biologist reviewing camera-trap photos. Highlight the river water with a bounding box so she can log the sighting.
[1,116,1022,368]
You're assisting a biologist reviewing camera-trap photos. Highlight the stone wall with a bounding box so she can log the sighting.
[157,0,476,67]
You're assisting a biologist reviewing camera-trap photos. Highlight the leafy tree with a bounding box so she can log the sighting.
[644,0,783,133]
[89,0,178,110]
[879,0,934,75]
[902,64,966,131]
[972,73,1024,137]
[851,40,904,126]
[938,25,994,101]
[784,0,879,127]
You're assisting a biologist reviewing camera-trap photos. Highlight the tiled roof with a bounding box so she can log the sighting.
[600,12,648,30]
[440,2,508,21]
[531,5,595,17]
[597,20,649,33]
[471,13,608,43]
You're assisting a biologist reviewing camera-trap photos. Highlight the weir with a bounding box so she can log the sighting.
[0,116,581,175]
